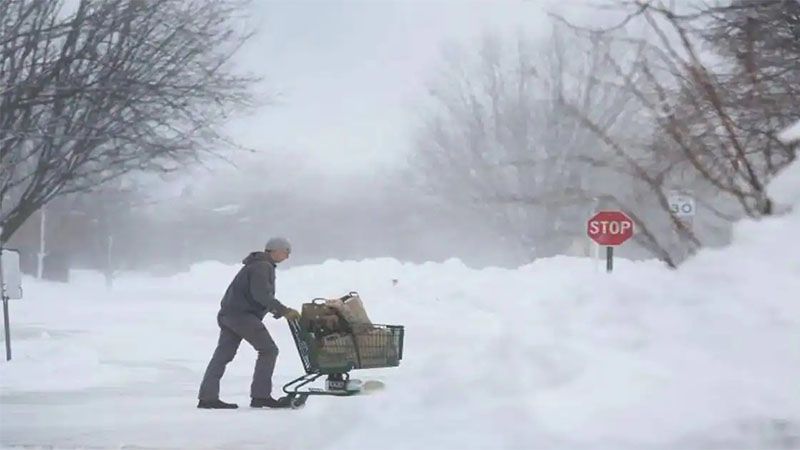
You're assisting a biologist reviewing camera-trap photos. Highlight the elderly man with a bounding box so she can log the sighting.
[198,237,301,409]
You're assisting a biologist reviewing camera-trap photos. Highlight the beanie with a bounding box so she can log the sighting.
[265,237,291,252]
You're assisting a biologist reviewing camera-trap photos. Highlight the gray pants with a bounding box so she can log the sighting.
[198,313,279,400]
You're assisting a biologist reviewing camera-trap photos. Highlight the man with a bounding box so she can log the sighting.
[197,237,301,409]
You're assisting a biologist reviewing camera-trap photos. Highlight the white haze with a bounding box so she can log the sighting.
[130,1,635,271]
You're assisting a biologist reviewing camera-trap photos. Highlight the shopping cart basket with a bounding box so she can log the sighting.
[282,317,404,407]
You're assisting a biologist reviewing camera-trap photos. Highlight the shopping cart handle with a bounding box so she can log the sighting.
[287,317,301,332]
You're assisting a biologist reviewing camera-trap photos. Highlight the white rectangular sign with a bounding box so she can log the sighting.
[1,249,23,300]
[669,193,696,218]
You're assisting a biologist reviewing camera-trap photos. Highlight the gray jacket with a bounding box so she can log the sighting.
[218,252,289,320]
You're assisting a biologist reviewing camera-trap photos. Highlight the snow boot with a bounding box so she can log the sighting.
[197,399,238,409]
[250,396,292,408]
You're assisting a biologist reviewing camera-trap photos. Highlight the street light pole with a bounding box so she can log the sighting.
[37,206,46,279]
[0,224,9,361]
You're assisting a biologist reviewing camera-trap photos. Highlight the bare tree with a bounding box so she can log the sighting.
[410,31,647,261]
[565,0,798,213]
[0,0,258,242]
[549,0,799,265]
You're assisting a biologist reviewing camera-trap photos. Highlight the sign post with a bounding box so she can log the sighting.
[2,294,9,361]
[587,211,635,273]
[1,246,23,361]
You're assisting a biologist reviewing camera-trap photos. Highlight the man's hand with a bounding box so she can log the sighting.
[283,308,301,321]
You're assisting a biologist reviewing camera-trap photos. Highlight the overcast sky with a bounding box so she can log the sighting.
[222,0,571,177]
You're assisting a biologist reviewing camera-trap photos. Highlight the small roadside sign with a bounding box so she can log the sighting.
[669,192,695,218]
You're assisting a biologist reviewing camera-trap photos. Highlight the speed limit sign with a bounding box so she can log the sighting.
[669,192,695,217]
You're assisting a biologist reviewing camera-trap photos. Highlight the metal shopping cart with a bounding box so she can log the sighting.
[282,312,404,408]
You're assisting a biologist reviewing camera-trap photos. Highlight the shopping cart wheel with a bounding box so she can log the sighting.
[289,393,308,409]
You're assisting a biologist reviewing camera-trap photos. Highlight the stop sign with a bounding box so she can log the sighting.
[587,211,634,246]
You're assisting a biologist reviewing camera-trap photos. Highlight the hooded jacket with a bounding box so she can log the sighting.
[218,251,289,319]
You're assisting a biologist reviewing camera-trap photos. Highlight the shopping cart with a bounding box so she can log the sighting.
[282,316,404,408]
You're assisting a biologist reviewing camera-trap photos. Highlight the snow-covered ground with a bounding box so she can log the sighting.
[2,166,800,449]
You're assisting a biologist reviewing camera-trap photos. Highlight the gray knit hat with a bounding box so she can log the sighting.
[265,237,291,252]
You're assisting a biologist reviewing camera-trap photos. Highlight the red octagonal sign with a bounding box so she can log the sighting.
[587,211,634,246]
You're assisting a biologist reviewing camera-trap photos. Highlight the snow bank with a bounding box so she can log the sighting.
[778,119,800,144]
[2,162,800,448]
[770,119,800,212]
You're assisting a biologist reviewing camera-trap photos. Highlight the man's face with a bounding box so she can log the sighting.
[269,248,290,263]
